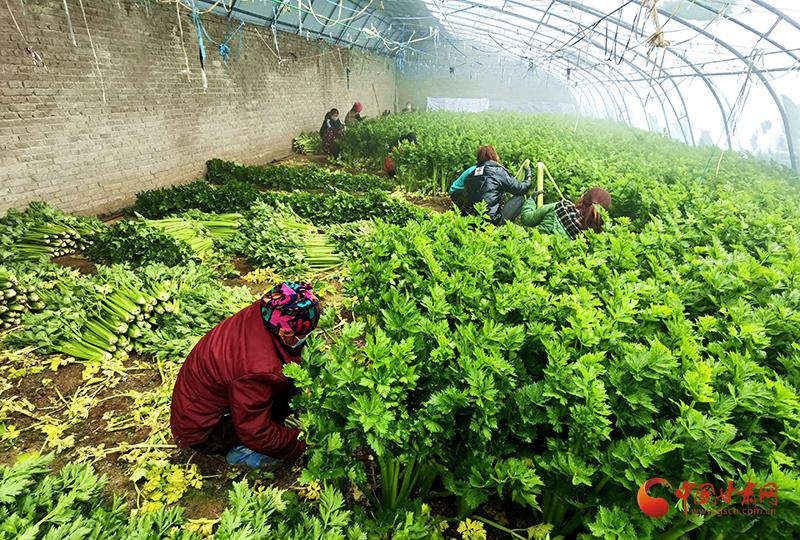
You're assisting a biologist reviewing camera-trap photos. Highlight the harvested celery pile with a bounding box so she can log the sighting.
[0,202,101,262]
[231,202,342,275]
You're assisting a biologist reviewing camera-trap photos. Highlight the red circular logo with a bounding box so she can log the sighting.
[638,477,672,519]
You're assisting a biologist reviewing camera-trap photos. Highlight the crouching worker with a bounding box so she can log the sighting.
[384,132,417,176]
[463,145,534,225]
[520,187,612,238]
[448,164,476,212]
[170,282,320,469]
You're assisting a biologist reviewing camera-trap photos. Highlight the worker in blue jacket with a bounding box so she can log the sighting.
[449,164,476,212]
[451,145,536,225]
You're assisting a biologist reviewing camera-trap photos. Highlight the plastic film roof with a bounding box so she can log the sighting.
[193,1,800,170]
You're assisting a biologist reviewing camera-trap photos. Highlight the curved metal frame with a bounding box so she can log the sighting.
[443,0,798,166]
[433,5,692,143]
[202,0,800,169]
[655,5,797,169]
[426,19,631,123]
[469,0,718,145]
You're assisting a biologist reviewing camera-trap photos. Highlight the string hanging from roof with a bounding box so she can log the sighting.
[62,0,77,47]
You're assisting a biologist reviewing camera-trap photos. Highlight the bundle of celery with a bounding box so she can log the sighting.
[303,231,342,270]
[327,221,375,259]
[15,222,96,260]
[0,268,44,329]
[54,275,175,363]
[134,262,255,361]
[144,217,215,255]
[0,202,101,262]
[87,212,243,268]
[291,131,323,155]
[188,212,243,241]
[232,202,342,274]
[145,212,242,254]
[7,262,253,364]
[86,221,194,268]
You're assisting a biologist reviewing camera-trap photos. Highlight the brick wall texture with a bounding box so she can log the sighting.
[0,0,396,215]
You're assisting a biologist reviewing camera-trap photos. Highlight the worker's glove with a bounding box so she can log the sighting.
[524,166,531,178]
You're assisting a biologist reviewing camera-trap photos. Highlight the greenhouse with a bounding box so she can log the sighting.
[1,0,800,538]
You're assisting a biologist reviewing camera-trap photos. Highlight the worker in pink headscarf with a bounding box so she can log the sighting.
[171,281,320,469]
[345,102,365,125]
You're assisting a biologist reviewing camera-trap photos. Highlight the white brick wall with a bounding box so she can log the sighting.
[0,0,396,215]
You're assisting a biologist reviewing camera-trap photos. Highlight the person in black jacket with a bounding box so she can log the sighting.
[463,145,534,225]
[319,108,344,155]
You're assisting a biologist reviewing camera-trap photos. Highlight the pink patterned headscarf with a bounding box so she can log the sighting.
[260,282,320,340]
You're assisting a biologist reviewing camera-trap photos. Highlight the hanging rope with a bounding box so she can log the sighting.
[270,7,283,63]
[62,0,77,47]
[5,0,44,66]
[77,0,106,103]
[217,20,245,65]
[253,25,282,61]
[190,0,208,90]
[644,0,670,53]
[176,0,192,80]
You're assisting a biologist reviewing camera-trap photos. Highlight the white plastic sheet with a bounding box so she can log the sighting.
[426,97,490,112]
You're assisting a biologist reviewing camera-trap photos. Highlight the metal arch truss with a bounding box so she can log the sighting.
[432,11,693,145]
[436,0,723,145]
[422,0,798,169]
[199,0,799,169]
[195,0,413,55]
[544,0,797,169]
[437,19,669,137]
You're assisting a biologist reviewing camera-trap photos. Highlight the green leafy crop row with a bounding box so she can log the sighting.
[0,453,442,540]
[130,181,260,220]
[206,159,395,193]
[338,112,799,222]
[287,113,800,538]
[289,211,800,538]
[131,179,426,226]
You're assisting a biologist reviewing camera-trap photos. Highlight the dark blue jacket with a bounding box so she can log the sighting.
[464,160,531,224]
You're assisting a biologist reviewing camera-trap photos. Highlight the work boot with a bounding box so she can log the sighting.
[226,445,283,470]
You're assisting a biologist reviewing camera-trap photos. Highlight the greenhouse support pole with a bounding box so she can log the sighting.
[508,0,730,148]
[659,10,798,170]
[444,3,694,144]
[537,162,545,208]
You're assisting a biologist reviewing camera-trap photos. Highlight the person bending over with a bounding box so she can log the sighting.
[170,282,320,468]
[520,187,612,238]
[448,163,476,212]
[384,132,417,177]
[463,145,533,225]
[319,108,344,156]
[345,102,365,125]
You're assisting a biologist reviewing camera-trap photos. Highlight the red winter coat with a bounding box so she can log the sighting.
[384,155,396,176]
[170,301,306,460]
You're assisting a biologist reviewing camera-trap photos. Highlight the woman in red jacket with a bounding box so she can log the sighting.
[170,282,320,468]
[383,132,417,177]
